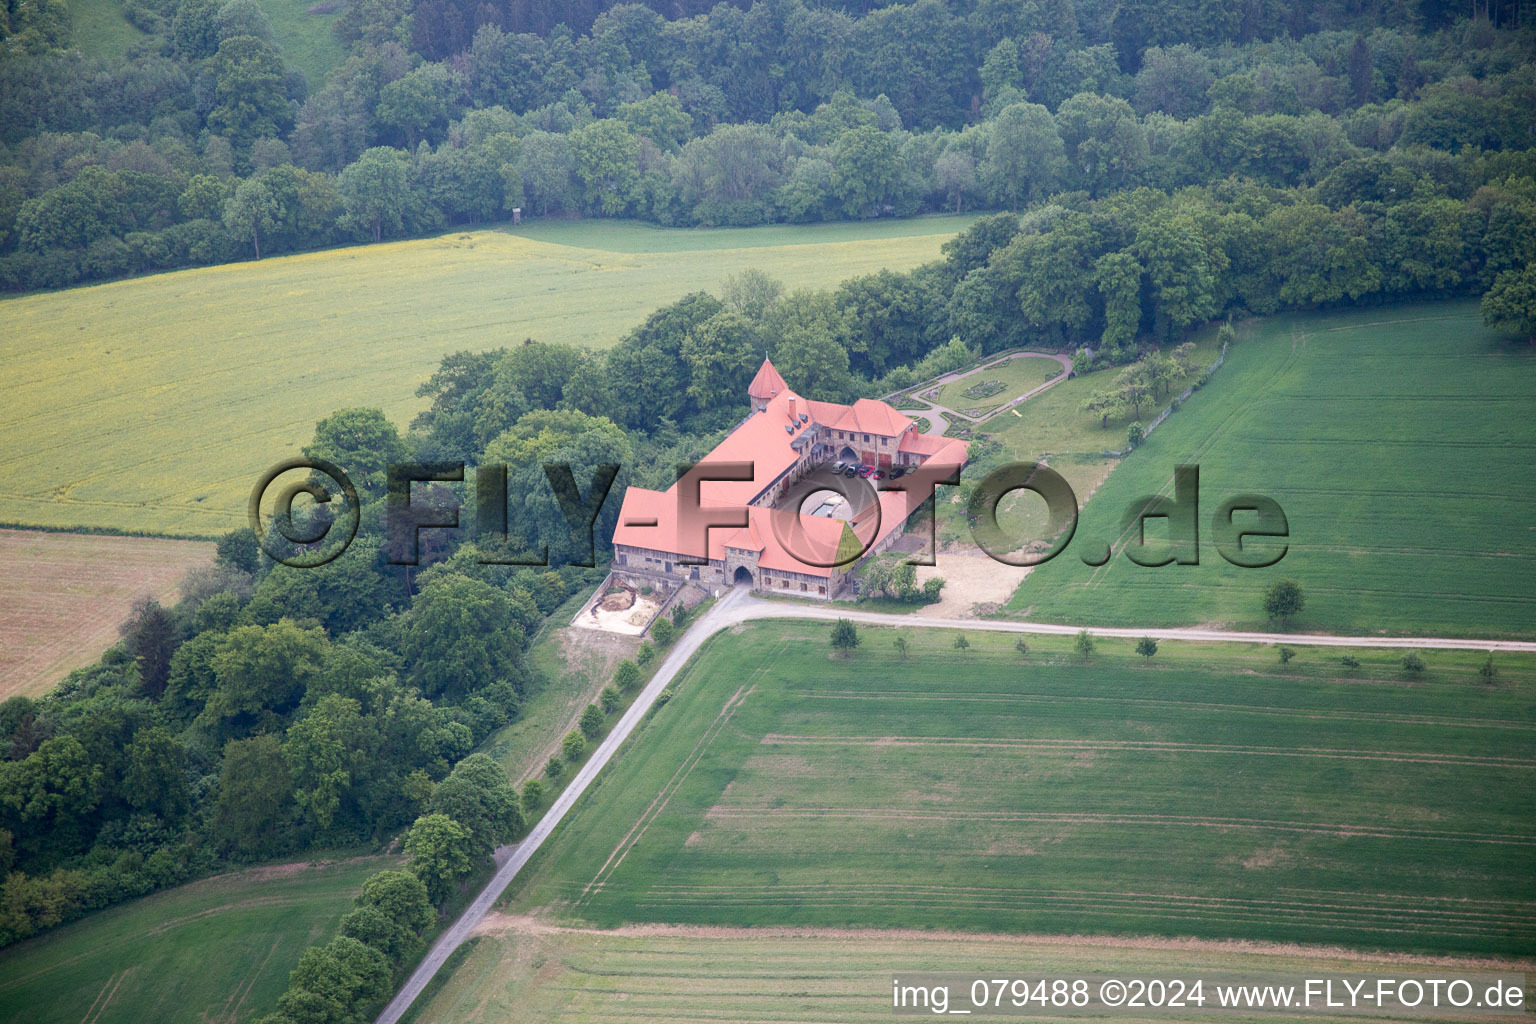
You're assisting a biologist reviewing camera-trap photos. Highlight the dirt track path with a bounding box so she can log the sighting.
[373,589,1533,1022]
[721,596,1536,652]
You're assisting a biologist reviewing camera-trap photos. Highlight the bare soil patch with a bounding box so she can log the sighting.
[915,549,1031,618]
[572,576,668,635]
[0,529,214,699]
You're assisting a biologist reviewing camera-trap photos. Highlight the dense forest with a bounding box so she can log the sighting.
[0,401,594,946]
[1,0,1534,290]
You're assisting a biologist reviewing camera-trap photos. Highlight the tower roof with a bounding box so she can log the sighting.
[748,358,788,399]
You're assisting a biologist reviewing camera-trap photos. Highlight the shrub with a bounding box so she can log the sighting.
[1401,652,1426,674]
[830,618,860,654]
[1278,645,1295,664]
[1263,578,1305,622]
[1341,654,1360,669]
[650,616,674,646]
[600,686,621,714]
[922,577,945,601]
[579,704,604,739]
[543,756,564,781]
[520,778,544,812]
[960,379,1006,400]
[614,660,641,691]
[636,642,656,666]
[1127,422,1145,448]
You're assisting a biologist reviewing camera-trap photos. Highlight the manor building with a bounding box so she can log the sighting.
[611,359,968,599]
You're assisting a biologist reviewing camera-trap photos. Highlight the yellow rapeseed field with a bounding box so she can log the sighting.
[0,216,975,536]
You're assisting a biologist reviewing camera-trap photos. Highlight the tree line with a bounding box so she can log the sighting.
[0,401,603,947]
[2,0,1534,290]
[252,753,520,1024]
[399,153,1536,468]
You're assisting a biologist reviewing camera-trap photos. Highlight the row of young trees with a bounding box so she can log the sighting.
[2,4,1533,290]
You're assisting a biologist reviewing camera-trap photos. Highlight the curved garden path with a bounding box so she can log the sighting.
[895,351,1074,437]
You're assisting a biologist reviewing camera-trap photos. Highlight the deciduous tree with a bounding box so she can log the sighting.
[338,147,412,243]
[830,618,860,655]
[403,813,474,904]
[1482,265,1536,341]
[1263,578,1305,623]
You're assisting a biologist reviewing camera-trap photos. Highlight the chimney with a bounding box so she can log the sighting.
[787,396,797,423]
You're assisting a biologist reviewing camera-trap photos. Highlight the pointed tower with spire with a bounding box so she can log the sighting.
[747,357,788,414]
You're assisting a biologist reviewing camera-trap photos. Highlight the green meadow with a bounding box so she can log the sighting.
[505,620,1536,957]
[0,854,399,1024]
[1005,300,1536,639]
[0,216,975,536]
[930,351,1063,415]
[67,0,347,86]
[933,333,1223,551]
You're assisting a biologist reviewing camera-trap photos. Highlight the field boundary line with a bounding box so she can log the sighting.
[696,809,1536,846]
[757,734,1534,767]
[796,690,1536,730]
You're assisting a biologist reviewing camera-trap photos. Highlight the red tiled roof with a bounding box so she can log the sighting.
[610,388,967,579]
[898,430,951,456]
[748,358,788,399]
[819,398,914,437]
[675,389,812,507]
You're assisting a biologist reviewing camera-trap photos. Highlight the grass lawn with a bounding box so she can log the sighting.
[66,0,346,86]
[503,619,1536,957]
[407,922,1534,1024]
[1005,300,1536,638]
[480,585,638,787]
[67,0,145,58]
[930,352,1063,416]
[0,854,400,1024]
[253,0,348,87]
[0,215,977,537]
[933,332,1221,550]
